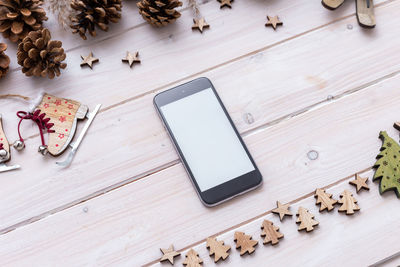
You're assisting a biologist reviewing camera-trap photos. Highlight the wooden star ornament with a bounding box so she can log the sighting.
[349,173,369,193]
[272,201,292,221]
[80,52,99,69]
[160,245,180,264]
[192,18,210,33]
[122,51,141,68]
[265,15,283,30]
[218,0,233,8]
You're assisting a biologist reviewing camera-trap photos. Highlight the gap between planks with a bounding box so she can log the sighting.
[8,0,397,146]
[143,166,373,266]
[2,65,400,236]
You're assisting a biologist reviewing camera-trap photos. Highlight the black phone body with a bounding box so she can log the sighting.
[154,77,262,206]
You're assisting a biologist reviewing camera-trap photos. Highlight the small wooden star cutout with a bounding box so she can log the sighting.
[122,51,141,68]
[218,0,233,8]
[80,52,99,69]
[272,201,292,221]
[192,18,210,33]
[160,245,180,264]
[265,15,283,30]
[349,174,369,193]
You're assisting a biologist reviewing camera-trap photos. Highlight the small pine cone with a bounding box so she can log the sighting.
[137,0,182,27]
[70,0,122,40]
[17,28,67,79]
[0,43,10,79]
[0,0,48,42]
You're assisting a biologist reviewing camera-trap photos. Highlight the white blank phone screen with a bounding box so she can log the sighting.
[160,88,255,192]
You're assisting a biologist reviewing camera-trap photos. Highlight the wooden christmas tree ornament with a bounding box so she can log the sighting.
[218,0,233,9]
[0,115,20,173]
[349,174,370,193]
[122,51,141,68]
[183,249,203,267]
[314,188,337,212]
[260,220,284,245]
[192,18,210,33]
[80,52,99,69]
[338,190,360,215]
[234,231,258,256]
[296,207,319,232]
[14,93,101,167]
[373,131,400,198]
[206,237,231,262]
[160,244,180,264]
[356,0,376,28]
[265,15,283,30]
[272,201,292,221]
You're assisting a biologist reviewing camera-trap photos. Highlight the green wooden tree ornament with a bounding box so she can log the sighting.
[373,131,400,198]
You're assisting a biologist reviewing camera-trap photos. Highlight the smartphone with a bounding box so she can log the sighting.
[154,77,262,206]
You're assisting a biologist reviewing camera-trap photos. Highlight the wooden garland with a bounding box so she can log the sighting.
[206,237,231,262]
[338,190,360,215]
[272,201,292,221]
[296,207,319,232]
[349,174,369,193]
[160,245,180,264]
[183,249,203,267]
[314,188,337,212]
[260,220,284,245]
[234,231,258,256]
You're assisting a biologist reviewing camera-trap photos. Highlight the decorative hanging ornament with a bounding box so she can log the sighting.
[122,51,140,68]
[14,93,101,167]
[0,115,20,173]
[265,15,283,30]
[188,0,210,33]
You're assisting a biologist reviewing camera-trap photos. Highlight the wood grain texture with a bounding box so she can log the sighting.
[1,71,400,266]
[151,169,400,267]
[0,0,398,233]
[314,188,337,212]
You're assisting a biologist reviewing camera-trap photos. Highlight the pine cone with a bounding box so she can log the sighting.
[0,43,10,79]
[17,28,67,79]
[70,0,122,40]
[137,0,182,27]
[0,0,48,43]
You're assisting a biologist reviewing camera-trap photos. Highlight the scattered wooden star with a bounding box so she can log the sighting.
[314,188,337,212]
[206,237,231,262]
[122,51,141,68]
[349,174,370,193]
[160,245,180,264]
[192,18,210,33]
[260,220,284,245]
[234,231,258,256]
[80,52,99,69]
[218,0,233,8]
[265,15,283,30]
[272,201,292,221]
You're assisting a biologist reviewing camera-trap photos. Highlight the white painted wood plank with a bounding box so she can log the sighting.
[0,1,399,233]
[150,169,400,267]
[0,0,389,125]
[1,71,400,266]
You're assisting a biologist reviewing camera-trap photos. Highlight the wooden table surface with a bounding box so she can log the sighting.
[1,0,400,266]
